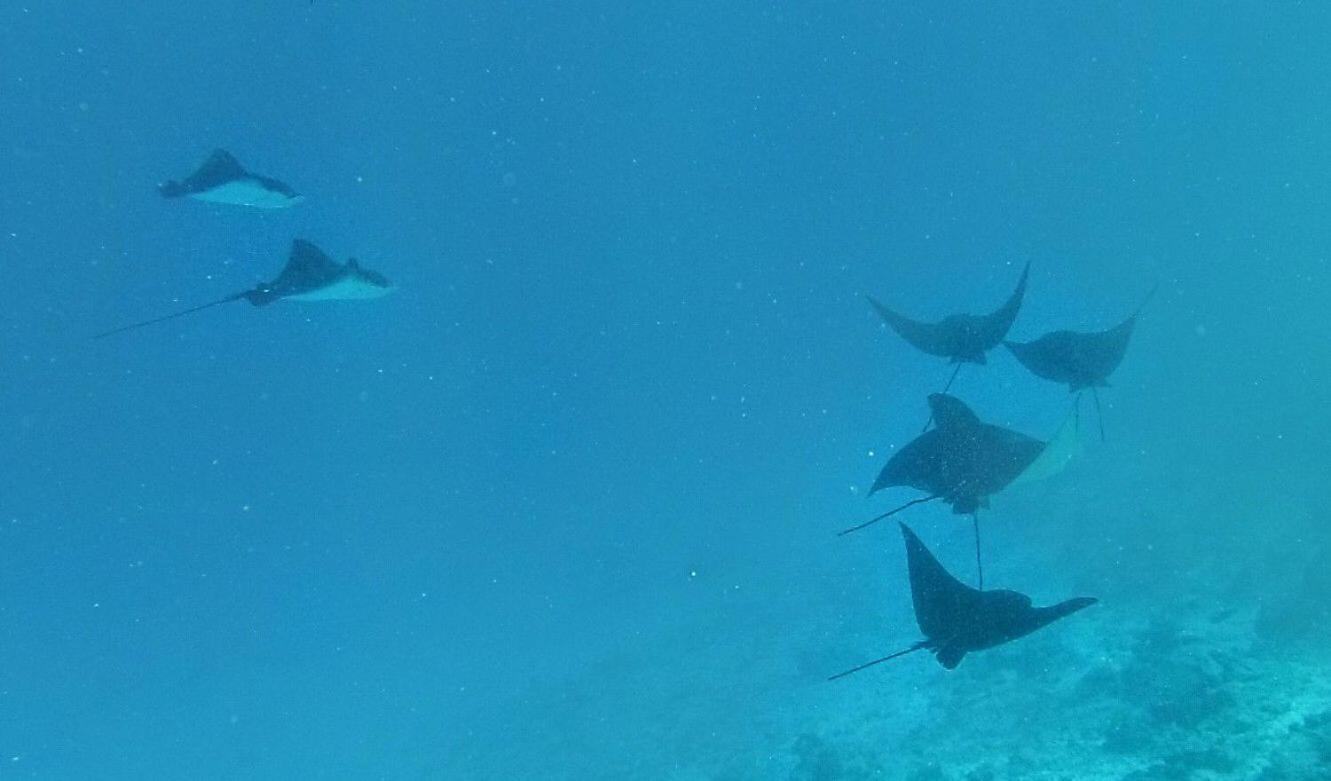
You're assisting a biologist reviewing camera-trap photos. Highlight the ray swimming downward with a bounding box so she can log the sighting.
[829,522,1096,679]
[1004,283,1157,441]
[839,394,1058,589]
[867,261,1030,431]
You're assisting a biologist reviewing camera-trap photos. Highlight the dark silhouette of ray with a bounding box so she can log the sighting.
[93,240,393,339]
[829,523,1096,679]
[867,261,1029,365]
[840,394,1047,588]
[1004,284,1156,441]
[860,393,1043,508]
[868,394,1045,509]
[868,262,1029,431]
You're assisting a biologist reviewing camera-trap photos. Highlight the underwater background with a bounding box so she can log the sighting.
[2,2,1331,779]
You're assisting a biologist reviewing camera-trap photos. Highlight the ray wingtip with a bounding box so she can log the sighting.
[1015,259,1031,287]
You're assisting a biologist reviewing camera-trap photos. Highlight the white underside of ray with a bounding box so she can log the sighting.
[188,180,303,209]
[282,276,393,302]
[1011,408,1081,487]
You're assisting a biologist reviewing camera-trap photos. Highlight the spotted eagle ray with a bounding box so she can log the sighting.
[828,522,1097,678]
[839,394,1047,588]
[158,149,304,208]
[1004,284,1156,441]
[867,262,1030,421]
[93,240,392,339]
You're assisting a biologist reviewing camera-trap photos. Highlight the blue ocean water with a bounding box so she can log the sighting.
[3,2,1330,778]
